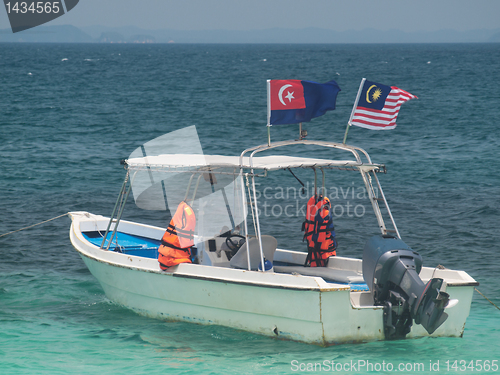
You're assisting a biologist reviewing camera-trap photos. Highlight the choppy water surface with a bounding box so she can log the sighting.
[0,43,499,374]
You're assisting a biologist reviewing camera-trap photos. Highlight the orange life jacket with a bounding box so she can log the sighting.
[303,195,337,267]
[302,195,319,246]
[158,201,196,270]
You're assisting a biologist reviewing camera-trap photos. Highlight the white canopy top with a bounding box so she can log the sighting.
[125,154,383,173]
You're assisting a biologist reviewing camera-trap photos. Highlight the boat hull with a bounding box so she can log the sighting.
[69,212,477,345]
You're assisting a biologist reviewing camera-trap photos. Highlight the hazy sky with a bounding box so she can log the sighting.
[1,0,500,32]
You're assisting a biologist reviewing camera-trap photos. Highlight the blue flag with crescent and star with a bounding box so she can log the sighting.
[268,80,341,125]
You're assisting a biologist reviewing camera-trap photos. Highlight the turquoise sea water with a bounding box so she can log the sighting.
[0,43,499,374]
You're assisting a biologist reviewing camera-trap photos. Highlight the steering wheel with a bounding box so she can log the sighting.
[225,234,246,254]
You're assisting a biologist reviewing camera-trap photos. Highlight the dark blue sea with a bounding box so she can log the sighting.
[1,43,499,374]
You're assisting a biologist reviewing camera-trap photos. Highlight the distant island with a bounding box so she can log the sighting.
[0,24,499,44]
[97,32,155,44]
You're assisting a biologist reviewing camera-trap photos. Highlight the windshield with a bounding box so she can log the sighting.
[126,126,246,240]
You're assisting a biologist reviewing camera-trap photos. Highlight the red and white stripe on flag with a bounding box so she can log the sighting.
[350,87,417,130]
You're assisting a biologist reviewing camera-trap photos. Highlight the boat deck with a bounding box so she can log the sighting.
[83,231,160,258]
[82,230,369,291]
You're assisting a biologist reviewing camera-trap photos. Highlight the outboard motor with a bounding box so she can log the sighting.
[363,235,451,339]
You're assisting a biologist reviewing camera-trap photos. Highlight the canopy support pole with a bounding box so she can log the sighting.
[320,168,325,198]
[313,167,317,202]
[190,174,203,206]
[104,171,136,251]
[239,172,251,270]
[207,171,235,231]
[371,170,401,238]
[101,170,130,249]
[251,173,266,272]
[183,174,196,202]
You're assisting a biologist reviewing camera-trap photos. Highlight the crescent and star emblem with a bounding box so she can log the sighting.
[366,85,383,103]
[278,84,295,106]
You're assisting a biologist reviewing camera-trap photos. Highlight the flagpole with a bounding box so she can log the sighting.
[343,78,366,144]
[266,79,271,146]
[342,122,350,145]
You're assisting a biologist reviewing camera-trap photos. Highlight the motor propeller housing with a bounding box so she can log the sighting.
[362,235,450,339]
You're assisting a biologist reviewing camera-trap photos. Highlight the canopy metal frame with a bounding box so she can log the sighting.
[237,139,400,271]
[102,139,400,273]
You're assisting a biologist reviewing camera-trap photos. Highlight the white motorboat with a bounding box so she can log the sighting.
[69,126,477,345]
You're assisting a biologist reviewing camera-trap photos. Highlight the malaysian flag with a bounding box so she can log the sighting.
[349,79,417,130]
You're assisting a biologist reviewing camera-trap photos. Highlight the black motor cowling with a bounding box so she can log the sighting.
[362,235,450,339]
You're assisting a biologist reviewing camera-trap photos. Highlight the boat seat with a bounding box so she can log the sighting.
[229,235,278,270]
[273,265,364,284]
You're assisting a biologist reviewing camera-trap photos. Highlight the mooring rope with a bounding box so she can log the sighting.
[475,288,500,311]
[0,212,69,238]
[2,214,498,313]
[433,265,499,312]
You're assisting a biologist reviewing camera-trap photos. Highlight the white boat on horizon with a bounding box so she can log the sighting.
[69,127,477,346]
